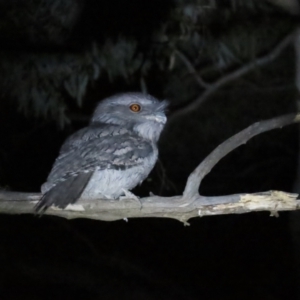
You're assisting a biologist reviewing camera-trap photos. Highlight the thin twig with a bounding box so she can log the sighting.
[169,31,295,122]
[174,49,211,89]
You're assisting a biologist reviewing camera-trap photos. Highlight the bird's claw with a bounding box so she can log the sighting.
[120,189,142,207]
[120,189,139,200]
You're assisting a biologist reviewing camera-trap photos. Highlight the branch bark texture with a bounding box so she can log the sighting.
[0,190,298,224]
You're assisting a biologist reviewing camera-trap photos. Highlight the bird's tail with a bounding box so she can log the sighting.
[35,172,93,214]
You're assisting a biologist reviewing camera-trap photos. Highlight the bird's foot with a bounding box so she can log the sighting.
[100,194,115,200]
[120,189,139,200]
[120,189,142,207]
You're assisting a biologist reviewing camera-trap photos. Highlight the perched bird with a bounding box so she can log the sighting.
[35,92,168,212]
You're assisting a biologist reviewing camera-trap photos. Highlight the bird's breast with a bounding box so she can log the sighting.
[80,148,158,200]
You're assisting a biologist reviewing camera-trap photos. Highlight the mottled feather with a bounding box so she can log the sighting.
[36,92,167,213]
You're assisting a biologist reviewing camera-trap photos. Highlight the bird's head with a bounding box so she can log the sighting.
[91,93,168,141]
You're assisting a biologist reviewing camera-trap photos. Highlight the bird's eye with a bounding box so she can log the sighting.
[129,104,141,112]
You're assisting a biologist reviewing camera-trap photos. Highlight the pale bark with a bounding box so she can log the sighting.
[0,190,298,224]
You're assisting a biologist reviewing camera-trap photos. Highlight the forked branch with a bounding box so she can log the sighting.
[0,113,299,223]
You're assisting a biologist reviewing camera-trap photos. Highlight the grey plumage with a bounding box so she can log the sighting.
[35,92,167,212]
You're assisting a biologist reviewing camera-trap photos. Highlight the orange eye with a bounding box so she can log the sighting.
[129,104,141,112]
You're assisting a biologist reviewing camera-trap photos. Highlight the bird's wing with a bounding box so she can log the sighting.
[48,126,152,184]
[35,126,152,212]
[59,125,131,153]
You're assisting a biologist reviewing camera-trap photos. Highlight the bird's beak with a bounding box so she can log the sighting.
[145,113,167,124]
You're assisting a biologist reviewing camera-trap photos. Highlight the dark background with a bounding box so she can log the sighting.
[0,1,298,299]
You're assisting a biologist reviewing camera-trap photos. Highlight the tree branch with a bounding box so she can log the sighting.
[184,113,300,198]
[169,31,295,122]
[0,190,298,224]
[0,113,299,223]
[174,49,211,89]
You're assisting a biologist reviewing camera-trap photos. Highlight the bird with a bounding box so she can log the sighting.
[35,92,168,213]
